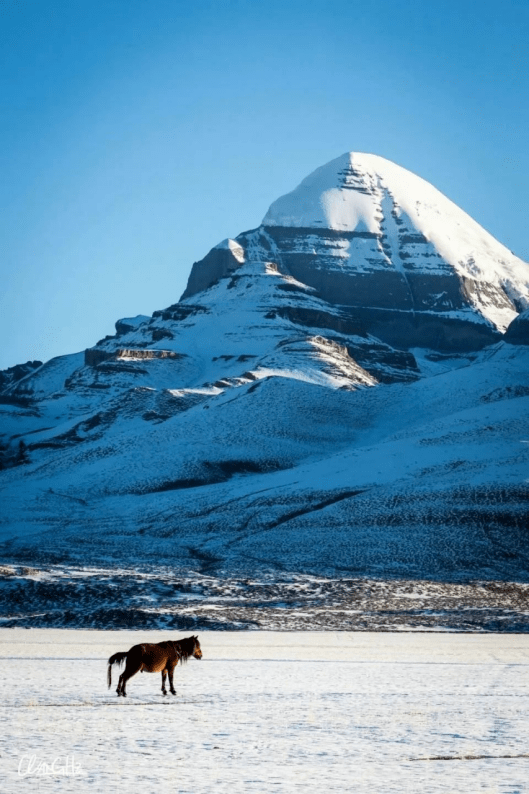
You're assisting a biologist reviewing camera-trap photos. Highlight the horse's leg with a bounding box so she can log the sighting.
[161,669,168,696]
[120,658,143,697]
[168,663,177,695]
[117,671,124,697]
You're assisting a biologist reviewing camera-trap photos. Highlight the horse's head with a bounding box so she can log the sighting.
[192,635,202,660]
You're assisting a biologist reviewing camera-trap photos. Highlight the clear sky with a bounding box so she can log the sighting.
[1,0,528,370]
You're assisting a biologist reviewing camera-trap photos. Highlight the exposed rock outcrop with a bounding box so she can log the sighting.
[0,360,42,392]
[115,315,150,335]
[504,308,529,345]
[84,348,181,366]
[181,239,246,299]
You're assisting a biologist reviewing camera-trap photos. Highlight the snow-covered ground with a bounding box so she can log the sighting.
[2,630,529,793]
[1,567,528,631]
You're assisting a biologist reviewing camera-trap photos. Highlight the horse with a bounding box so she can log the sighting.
[107,635,202,697]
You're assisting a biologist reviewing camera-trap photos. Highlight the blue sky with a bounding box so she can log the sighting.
[1,0,528,369]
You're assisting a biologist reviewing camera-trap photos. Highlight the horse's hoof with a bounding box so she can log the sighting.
[170,691,176,696]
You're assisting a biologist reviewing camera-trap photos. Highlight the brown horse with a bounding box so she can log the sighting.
[107,635,202,697]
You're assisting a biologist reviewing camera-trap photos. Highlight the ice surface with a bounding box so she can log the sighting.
[1,630,529,793]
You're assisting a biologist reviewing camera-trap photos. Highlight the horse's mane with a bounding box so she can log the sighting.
[172,635,197,664]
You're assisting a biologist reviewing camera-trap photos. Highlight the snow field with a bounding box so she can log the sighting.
[1,630,529,793]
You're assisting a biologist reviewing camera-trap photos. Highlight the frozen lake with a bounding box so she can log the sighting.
[1,630,529,793]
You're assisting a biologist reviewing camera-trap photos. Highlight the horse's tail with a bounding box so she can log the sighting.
[107,651,128,689]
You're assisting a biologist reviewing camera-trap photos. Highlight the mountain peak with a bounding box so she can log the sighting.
[262,151,415,231]
[183,152,529,337]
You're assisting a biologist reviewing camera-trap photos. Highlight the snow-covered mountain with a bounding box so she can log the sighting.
[1,153,529,629]
[185,153,529,349]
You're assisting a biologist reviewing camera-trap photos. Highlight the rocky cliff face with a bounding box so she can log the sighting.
[184,153,529,350]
